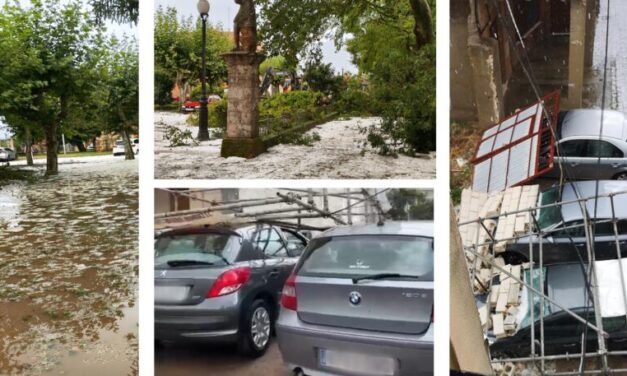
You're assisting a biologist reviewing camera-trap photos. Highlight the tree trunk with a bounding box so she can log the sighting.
[121,129,135,160]
[45,123,58,175]
[409,0,434,49]
[117,104,135,161]
[25,127,34,166]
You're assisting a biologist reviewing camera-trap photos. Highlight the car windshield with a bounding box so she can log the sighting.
[299,235,433,281]
[155,233,240,267]
[537,186,562,230]
[115,140,125,147]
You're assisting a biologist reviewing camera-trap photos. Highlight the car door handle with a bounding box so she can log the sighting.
[268,270,280,278]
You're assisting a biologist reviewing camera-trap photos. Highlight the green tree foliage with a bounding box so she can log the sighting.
[154,7,233,106]
[0,0,106,175]
[101,39,139,160]
[257,0,435,155]
[302,52,343,98]
[386,189,434,220]
[90,0,139,24]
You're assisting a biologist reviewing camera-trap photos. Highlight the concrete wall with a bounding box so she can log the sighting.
[451,0,477,122]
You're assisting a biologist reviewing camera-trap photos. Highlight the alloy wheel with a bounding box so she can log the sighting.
[250,306,271,349]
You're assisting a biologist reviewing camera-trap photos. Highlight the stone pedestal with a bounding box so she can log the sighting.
[220,51,266,159]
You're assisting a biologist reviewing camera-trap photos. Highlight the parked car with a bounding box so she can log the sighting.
[112,139,139,156]
[547,109,627,180]
[490,263,627,358]
[276,221,434,376]
[503,181,627,265]
[0,147,17,161]
[154,223,308,357]
[180,95,221,113]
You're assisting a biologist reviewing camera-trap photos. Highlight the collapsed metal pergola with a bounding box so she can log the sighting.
[154,188,389,230]
[458,189,627,375]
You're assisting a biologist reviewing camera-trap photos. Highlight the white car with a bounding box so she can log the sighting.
[0,147,17,161]
[112,139,139,156]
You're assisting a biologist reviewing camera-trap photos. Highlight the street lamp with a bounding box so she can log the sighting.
[197,0,210,141]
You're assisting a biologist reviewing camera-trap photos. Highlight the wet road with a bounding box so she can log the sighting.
[591,0,627,112]
[155,341,289,376]
[0,159,138,375]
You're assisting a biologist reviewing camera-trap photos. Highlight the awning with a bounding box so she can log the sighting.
[472,92,560,193]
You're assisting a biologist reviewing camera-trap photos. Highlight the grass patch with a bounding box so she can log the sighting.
[32,151,110,160]
[0,167,38,186]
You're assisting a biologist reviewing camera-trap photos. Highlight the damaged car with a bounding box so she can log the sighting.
[154,223,308,357]
[490,263,627,358]
[502,181,627,265]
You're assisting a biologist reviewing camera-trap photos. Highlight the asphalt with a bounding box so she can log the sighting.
[155,341,290,376]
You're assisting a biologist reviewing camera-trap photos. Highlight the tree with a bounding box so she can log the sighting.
[105,40,139,160]
[302,52,343,98]
[257,0,436,155]
[386,189,434,220]
[154,7,233,107]
[90,0,139,24]
[0,0,106,175]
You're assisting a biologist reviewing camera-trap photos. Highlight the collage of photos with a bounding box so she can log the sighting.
[1,0,626,376]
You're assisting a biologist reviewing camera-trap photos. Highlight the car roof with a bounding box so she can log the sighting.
[560,109,627,140]
[560,181,627,222]
[317,221,433,238]
[546,263,588,312]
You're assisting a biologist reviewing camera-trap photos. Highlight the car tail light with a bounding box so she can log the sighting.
[207,267,251,298]
[280,273,298,311]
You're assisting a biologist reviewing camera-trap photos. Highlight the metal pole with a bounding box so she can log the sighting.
[62,133,67,155]
[197,13,210,141]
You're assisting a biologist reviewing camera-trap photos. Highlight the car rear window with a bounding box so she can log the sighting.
[155,233,241,266]
[298,235,433,281]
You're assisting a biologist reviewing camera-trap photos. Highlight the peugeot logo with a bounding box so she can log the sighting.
[349,291,362,306]
[159,270,167,278]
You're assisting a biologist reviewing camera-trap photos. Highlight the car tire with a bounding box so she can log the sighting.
[238,299,272,358]
[614,172,627,180]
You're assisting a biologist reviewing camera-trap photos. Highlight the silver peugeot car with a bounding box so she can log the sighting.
[551,109,627,180]
[276,221,434,376]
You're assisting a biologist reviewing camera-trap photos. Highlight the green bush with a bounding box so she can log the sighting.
[209,98,228,129]
[260,91,323,119]
[335,77,375,116]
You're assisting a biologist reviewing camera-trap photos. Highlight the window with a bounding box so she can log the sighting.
[154,233,239,266]
[299,235,434,281]
[253,228,287,257]
[537,187,562,229]
[282,230,307,257]
[553,221,586,238]
[584,140,623,158]
[560,140,587,157]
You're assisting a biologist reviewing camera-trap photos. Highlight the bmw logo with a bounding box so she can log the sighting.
[349,291,362,306]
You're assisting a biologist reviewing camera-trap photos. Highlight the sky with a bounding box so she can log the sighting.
[155,0,357,74]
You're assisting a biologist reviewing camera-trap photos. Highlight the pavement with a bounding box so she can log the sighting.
[155,341,290,376]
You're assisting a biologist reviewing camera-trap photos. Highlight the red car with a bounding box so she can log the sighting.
[180,95,221,113]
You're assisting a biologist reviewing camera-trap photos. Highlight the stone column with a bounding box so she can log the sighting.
[220,51,266,159]
[567,0,587,109]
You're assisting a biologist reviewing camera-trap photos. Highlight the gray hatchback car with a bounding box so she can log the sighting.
[154,224,308,357]
[276,221,434,376]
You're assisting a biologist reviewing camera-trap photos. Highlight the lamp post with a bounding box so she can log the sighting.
[197,0,210,141]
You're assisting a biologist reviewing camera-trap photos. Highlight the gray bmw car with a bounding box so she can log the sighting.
[154,224,308,357]
[276,221,434,376]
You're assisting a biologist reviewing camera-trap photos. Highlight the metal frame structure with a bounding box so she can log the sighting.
[458,189,627,375]
[154,188,389,230]
[471,92,560,193]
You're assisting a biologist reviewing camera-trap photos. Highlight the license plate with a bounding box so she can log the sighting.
[155,285,190,303]
[319,348,397,376]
